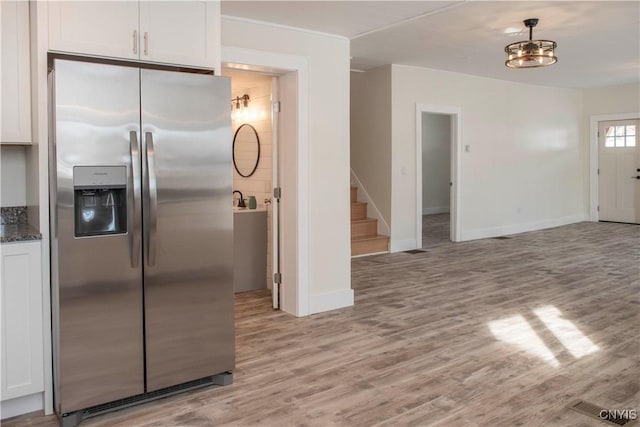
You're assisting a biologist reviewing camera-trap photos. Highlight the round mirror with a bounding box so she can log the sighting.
[232,123,261,178]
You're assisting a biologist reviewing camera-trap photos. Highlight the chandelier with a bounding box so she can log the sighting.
[505,18,557,68]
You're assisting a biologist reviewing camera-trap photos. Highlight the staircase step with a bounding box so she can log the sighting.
[350,186,358,203]
[351,202,367,220]
[351,218,378,239]
[351,234,389,256]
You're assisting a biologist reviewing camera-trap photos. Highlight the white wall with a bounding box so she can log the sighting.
[222,17,352,313]
[582,83,640,116]
[581,83,640,214]
[1,146,27,207]
[391,65,584,245]
[350,66,392,223]
[422,112,450,214]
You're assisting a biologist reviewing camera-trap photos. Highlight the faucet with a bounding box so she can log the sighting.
[233,190,246,208]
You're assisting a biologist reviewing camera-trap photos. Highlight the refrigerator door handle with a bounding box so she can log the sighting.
[145,131,158,267]
[129,131,141,268]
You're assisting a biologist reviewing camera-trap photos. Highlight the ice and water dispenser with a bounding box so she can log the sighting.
[73,166,127,237]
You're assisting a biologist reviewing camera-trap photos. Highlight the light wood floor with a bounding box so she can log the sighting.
[422,213,451,248]
[5,221,639,426]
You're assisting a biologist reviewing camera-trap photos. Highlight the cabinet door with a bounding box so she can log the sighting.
[1,242,44,401]
[1,1,32,144]
[139,1,218,69]
[48,1,140,61]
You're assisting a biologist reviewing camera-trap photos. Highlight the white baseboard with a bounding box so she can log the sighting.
[1,393,43,420]
[460,214,585,241]
[310,288,354,314]
[390,238,418,253]
[423,207,450,215]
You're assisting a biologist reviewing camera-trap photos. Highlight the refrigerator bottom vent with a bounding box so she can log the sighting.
[61,372,233,427]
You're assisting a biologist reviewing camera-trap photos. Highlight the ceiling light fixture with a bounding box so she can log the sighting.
[505,18,557,69]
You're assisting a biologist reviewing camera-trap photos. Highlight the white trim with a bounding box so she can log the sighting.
[461,214,585,241]
[350,169,390,236]
[310,289,354,314]
[30,0,53,415]
[221,15,349,42]
[415,104,462,248]
[351,251,388,259]
[271,76,280,309]
[1,393,44,420]
[390,238,418,253]
[423,207,449,215]
[351,2,466,40]
[222,46,310,317]
[589,112,640,222]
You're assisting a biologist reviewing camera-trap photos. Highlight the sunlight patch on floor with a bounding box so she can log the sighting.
[489,305,600,367]
[488,314,560,367]
[533,305,599,359]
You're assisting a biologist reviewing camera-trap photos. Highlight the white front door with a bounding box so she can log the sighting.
[598,119,639,223]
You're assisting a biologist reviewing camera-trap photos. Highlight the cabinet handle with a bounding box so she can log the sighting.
[144,32,149,56]
[133,30,137,54]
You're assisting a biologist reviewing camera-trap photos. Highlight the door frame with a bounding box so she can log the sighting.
[222,46,310,317]
[415,104,462,245]
[589,112,640,221]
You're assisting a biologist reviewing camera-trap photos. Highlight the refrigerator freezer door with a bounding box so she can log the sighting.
[51,60,144,413]
[141,69,234,391]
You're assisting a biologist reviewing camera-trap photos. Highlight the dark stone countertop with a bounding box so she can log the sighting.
[0,206,42,243]
[0,223,42,243]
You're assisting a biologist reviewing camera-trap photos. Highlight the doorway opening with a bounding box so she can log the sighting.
[222,47,308,317]
[415,104,462,248]
[420,112,452,248]
[222,68,280,308]
[589,112,640,224]
[596,118,639,224]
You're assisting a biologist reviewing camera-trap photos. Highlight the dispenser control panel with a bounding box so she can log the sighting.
[73,166,127,237]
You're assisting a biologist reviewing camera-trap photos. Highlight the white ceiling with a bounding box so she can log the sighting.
[221,1,640,89]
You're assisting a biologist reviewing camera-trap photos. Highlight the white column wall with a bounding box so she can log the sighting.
[222,17,352,313]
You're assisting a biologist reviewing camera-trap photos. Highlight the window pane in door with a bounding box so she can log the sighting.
[605,127,615,136]
[615,126,625,136]
[605,137,615,147]
[626,136,636,147]
[626,125,636,136]
[615,137,625,147]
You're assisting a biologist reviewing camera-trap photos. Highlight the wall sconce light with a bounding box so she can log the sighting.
[232,94,250,109]
[231,94,250,121]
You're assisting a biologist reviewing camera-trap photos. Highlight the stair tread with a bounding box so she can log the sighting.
[351,218,377,224]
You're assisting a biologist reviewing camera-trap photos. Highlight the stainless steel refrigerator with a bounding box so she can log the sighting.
[49,58,234,426]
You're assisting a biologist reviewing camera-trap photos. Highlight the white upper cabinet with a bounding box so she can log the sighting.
[1,1,32,144]
[48,1,219,70]
[48,2,140,61]
[139,2,217,69]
